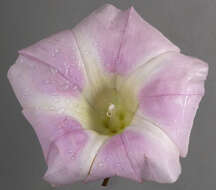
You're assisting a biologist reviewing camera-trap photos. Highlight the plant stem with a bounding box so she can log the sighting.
[101,178,110,187]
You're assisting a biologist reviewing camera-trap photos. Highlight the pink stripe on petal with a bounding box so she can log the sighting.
[136,53,208,156]
[73,4,128,74]
[43,131,88,185]
[115,7,179,74]
[19,30,86,90]
[23,109,106,186]
[86,134,141,182]
[7,55,80,110]
[23,109,82,159]
[140,53,208,96]
[138,95,202,157]
[122,123,181,183]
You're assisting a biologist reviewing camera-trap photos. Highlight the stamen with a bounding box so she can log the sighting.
[88,87,137,136]
[106,103,115,118]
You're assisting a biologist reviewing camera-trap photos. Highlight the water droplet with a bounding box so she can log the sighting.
[55,48,59,53]
[51,68,58,74]
[23,89,30,96]
[64,62,69,75]
[51,92,58,96]
[44,80,50,84]
[57,125,62,129]
[29,62,36,68]
[62,84,70,90]
[65,80,70,84]
[73,85,78,90]
[68,150,76,160]
[58,108,65,113]
[53,97,60,104]
[49,106,55,111]
[71,154,76,160]
[99,162,104,167]
[65,99,71,104]
[51,51,55,57]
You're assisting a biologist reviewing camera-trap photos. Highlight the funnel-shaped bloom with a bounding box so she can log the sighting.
[8,4,208,186]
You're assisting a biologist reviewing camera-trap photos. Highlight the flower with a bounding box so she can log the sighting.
[7,4,208,186]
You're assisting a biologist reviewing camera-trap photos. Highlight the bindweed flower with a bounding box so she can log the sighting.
[8,4,208,186]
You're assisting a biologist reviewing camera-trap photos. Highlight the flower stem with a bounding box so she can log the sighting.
[101,178,110,187]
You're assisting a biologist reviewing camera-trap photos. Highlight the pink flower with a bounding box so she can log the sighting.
[8,4,208,186]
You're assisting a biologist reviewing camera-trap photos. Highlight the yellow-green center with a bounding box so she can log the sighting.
[89,87,137,136]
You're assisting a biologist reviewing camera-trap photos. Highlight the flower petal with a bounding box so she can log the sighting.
[87,115,181,183]
[23,109,107,186]
[121,116,181,183]
[115,7,179,75]
[72,4,179,95]
[137,95,202,157]
[86,134,141,182]
[72,4,128,96]
[7,55,93,130]
[18,30,98,100]
[119,52,208,156]
[19,30,88,91]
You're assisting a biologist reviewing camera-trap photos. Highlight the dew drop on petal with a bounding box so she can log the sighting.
[29,62,36,69]
[44,80,51,84]
[51,92,58,96]
[68,150,76,160]
[65,99,71,105]
[58,108,65,113]
[64,62,69,75]
[23,88,30,96]
[54,48,59,53]
[53,97,60,104]
[98,162,104,167]
[62,84,70,90]
[116,162,121,168]
[71,154,76,160]
[51,51,55,57]
[49,106,56,111]
[73,85,78,90]
[51,68,58,75]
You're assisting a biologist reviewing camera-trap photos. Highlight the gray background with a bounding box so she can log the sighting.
[1,0,216,189]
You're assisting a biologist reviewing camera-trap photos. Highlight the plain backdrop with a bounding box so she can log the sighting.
[1,0,216,189]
